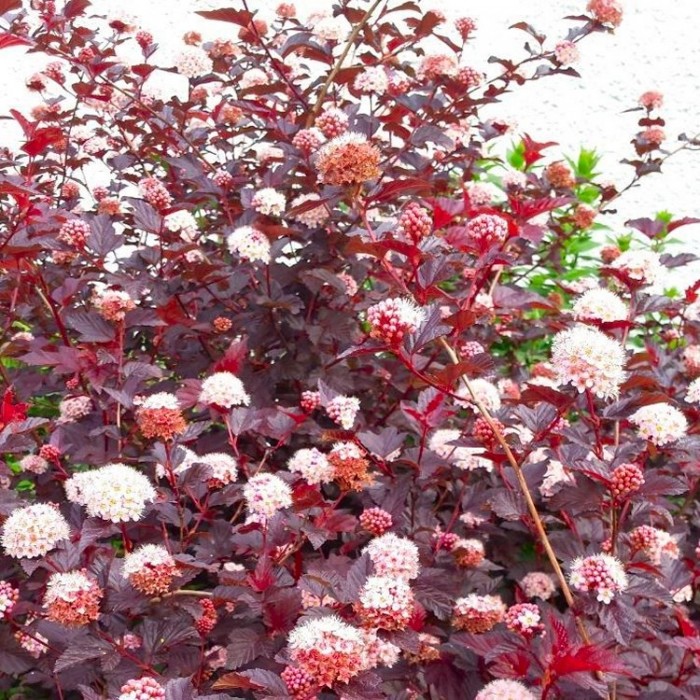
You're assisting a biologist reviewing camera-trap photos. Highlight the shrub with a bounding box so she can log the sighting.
[0,0,699,698]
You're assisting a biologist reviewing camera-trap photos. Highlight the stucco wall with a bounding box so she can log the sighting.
[2,0,698,281]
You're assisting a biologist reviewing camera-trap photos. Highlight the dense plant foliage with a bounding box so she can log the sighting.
[1,0,700,698]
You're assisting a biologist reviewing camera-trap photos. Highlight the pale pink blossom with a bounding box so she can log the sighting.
[199,371,251,408]
[476,680,537,700]
[364,533,420,580]
[227,226,271,264]
[243,473,292,523]
[1,503,70,558]
[175,46,213,78]
[572,288,628,323]
[288,447,334,485]
[326,395,361,430]
[251,187,286,217]
[629,403,688,446]
[551,325,626,399]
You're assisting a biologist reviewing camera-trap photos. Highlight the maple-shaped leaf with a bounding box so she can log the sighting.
[521,133,558,167]
[0,388,27,428]
[550,645,630,678]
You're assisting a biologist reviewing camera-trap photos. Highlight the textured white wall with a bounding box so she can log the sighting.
[2,0,699,280]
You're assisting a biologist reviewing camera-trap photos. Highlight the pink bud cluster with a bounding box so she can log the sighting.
[609,463,644,502]
[504,603,544,638]
[0,580,19,620]
[359,507,393,536]
[569,553,628,604]
[367,297,425,345]
[118,677,165,700]
[452,594,506,633]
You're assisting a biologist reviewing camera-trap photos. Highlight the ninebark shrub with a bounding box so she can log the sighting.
[0,1,699,698]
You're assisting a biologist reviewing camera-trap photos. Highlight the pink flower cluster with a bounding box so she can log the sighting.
[569,553,628,604]
[43,570,103,627]
[123,544,178,595]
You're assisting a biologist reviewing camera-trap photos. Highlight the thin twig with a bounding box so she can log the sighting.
[305,0,386,127]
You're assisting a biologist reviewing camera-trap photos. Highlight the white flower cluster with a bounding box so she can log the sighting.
[65,463,156,522]
[199,371,250,408]
[1,503,71,559]
[287,447,334,484]
[243,473,293,523]
[572,288,628,323]
[227,226,271,264]
[629,403,688,446]
[551,325,626,399]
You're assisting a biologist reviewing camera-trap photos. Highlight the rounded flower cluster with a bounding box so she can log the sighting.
[92,288,136,322]
[199,371,250,409]
[57,219,91,247]
[364,533,420,580]
[354,66,389,95]
[65,463,156,522]
[1,503,70,558]
[312,14,349,43]
[520,572,556,600]
[683,345,700,377]
[504,603,543,638]
[20,454,49,475]
[455,16,477,40]
[0,580,19,620]
[546,161,575,188]
[281,665,317,700]
[200,452,239,487]
[465,214,508,251]
[639,90,663,111]
[286,616,369,687]
[417,53,458,81]
[328,442,371,490]
[139,177,172,210]
[356,575,415,630]
[164,210,198,242]
[123,544,178,595]
[251,187,286,217]
[398,202,432,242]
[175,46,213,78]
[118,677,165,700]
[587,0,623,26]
[292,127,325,155]
[452,538,485,568]
[300,390,321,413]
[136,392,186,440]
[315,107,348,138]
[610,249,663,286]
[628,526,679,565]
[642,126,665,146]
[57,396,91,426]
[572,288,628,323]
[14,625,49,658]
[243,473,293,523]
[686,377,700,404]
[453,594,506,633]
[326,394,361,430]
[288,447,333,485]
[569,553,628,604]
[476,680,537,700]
[551,325,626,399]
[629,403,688,446]
[554,39,580,66]
[315,132,381,186]
[290,193,329,228]
[473,416,504,451]
[609,463,644,502]
[367,297,425,345]
[429,429,491,471]
[455,378,502,412]
[359,507,393,536]
[195,598,218,635]
[227,226,271,264]
[43,570,102,627]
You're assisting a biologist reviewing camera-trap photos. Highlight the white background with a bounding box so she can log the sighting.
[2,0,699,283]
